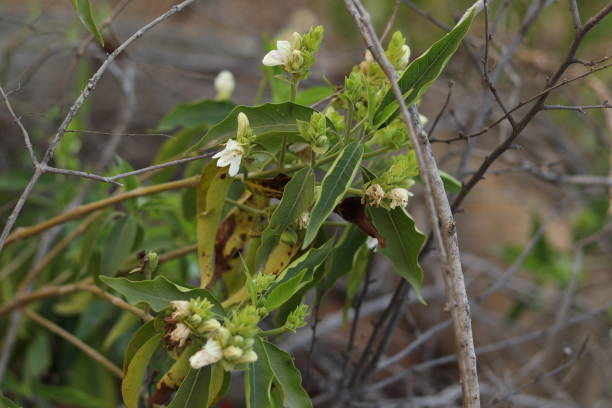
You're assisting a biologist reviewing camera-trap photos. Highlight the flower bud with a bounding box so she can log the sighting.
[236,112,253,145]
[199,318,221,333]
[290,32,302,50]
[223,346,244,360]
[188,314,203,327]
[386,188,411,209]
[189,339,223,369]
[287,49,304,72]
[214,70,235,100]
[169,323,191,348]
[170,300,191,320]
[237,349,258,364]
[398,45,411,69]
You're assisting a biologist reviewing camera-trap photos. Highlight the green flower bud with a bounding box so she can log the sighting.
[141,251,159,276]
[345,71,364,103]
[285,304,309,332]
[236,112,253,145]
[236,349,258,364]
[287,49,304,73]
[198,318,221,333]
[290,32,302,50]
[227,305,260,339]
[189,297,214,320]
[301,26,324,53]
[223,345,244,360]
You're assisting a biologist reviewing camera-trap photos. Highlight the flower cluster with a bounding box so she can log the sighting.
[164,298,220,350]
[213,112,254,176]
[189,305,261,371]
[365,184,411,209]
[262,26,324,80]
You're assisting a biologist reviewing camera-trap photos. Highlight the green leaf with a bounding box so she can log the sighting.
[123,319,158,373]
[368,207,426,301]
[122,333,161,408]
[70,0,104,46]
[271,240,334,288]
[265,269,308,312]
[101,214,138,276]
[197,161,233,287]
[159,100,235,130]
[246,338,275,408]
[190,103,320,152]
[24,332,50,379]
[343,244,370,323]
[295,86,335,106]
[440,170,462,193]
[263,341,312,408]
[103,311,139,351]
[100,275,224,314]
[322,225,367,291]
[303,142,364,247]
[0,393,21,408]
[374,10,475,127]
[151,126,205,184]
[256,168,315,271]
[167,366,212,408]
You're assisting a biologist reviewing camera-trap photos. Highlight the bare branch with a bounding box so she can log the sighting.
[380,0,400,42]
[0,84,37,165]
[24,309,123,379]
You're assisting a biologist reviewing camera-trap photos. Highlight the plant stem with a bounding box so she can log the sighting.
[279,77,300,169]
[344,103,355,145]
[225,198,266,215]
[260,326,289,337]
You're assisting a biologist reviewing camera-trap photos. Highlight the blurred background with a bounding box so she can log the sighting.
[0,0,611,407]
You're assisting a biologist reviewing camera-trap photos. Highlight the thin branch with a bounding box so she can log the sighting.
[65,129,174,138]
[43,166,123,187]
[108,153,213,181]
[541,103,611,112]
[569,0,582,31]
[0,0,199,253]
[380,0,400,42]
[343,1,481,406]
[0,84,37,165]
[427,81,454,138]
[24,309,123,379]
[4,175,199,246]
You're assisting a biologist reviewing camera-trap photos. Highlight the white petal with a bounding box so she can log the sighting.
[276,40,292,56]
[228,157,241,176]
[262,50,285,66]
[225,139,242,150]
[216,153,233,168]
[212,150,223,159]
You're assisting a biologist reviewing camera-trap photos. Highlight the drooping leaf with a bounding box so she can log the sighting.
[101,214,138,276]
[122,333,161,408]
[263,341,312,408]
[197,161,233,287]
[167,366,212,408]
[245,338,274,408]
[256,168,315,271]
[100,275,224,314]
[123,319,158,373]
[190,103,320,152]
[374,10,475,127]
[159,100,235,131]
[303,142,364,247]
[70,0,104,46]
[367,207,426,301]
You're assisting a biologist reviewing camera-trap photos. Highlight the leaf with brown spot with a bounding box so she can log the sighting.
[244,174,291,199]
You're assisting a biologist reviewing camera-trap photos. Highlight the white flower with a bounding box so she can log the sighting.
[365,184,385,207]
[387,188,411,209]
[189,339,223,369]
[223,345,244,360]
[236,349,258,364]
[169,323,191,348]
[212,139,245,177]
[366,236,378,250]
[170,300,190,319]
[214,70,235,100]
[262,40,293,67]
[419,113,428,126]
[398,45,411,69]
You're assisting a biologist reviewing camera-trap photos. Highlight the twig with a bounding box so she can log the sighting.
[43,166,123,187]
[427,81,454,138]
[569,0,582,31]
[0,0,199,253]
[343,1,481,405]
[452,4,612,212]
[541,103,611,112]
[65,129,174,138]
[4,175,199,246]
[380,0,400,42]
[24,309,123,379]
[0,84,37,165]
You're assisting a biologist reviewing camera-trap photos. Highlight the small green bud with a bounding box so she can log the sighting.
[345,72,363,102]
[285,304,309,332]
[280,228,298,244]
[254,274,275,294]
[189,297,214,320]
[223,345,244,360]
[236,112,253,145]
[290,32,302,49]
[227,305,260,339]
